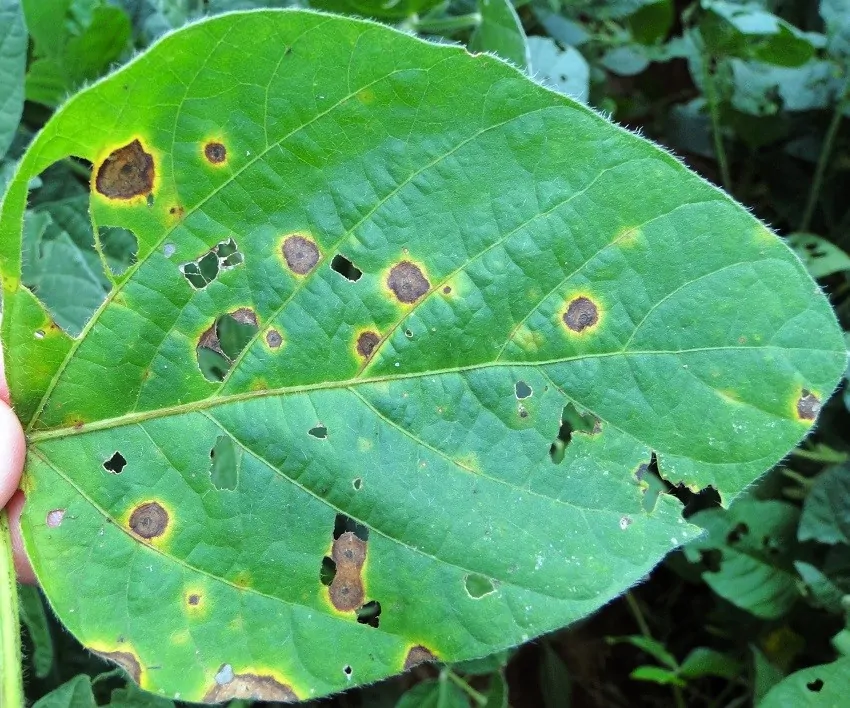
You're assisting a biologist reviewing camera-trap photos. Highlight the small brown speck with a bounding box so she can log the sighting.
[204,142,227,164]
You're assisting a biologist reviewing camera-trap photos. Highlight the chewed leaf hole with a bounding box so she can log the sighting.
[180,238,244,289]
[334,513,369,542]
[320,556,336,586]
[807,679,824,692]
[209,436,240,491]
[308,425,327,439]
[331,254,362,281]
[196,308,259,382]
[549,403,600,463]
[356,600,381,627]
[343,665,352,676]
[103,451,127,474]
[352,477,362,491]
[726,522,749,545]
[464,573,496,599]
[97,226,138,276]
[515,381,532,399]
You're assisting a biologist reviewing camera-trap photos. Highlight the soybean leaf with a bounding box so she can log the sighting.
[787,233,850,280]
[799,464,850,545]
[685,501,802,619]
[608,635,678,670]
[0,0,27,160]
[396,679,469,708]
[759,656,850,707]
[630,665,685,686]
[751,646,784,704]
[484,671,508,708]
[470,0,530,69]
[19,585,55,679]
[678,647,741,680]
[0,9,844,704]
[794,561,846,613]
[32,675,96,708]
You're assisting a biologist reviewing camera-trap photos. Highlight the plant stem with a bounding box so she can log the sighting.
[410,13,481,34]
[800,104,846,233]
[790,446,850,464]
[445,669,488,706]
[0,510,23,708]
[703,57,732,192]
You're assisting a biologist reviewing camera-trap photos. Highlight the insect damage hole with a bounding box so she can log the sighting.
[282,234,320,275]
[196,308,259,382]
[209,436,240,491]
[97,226,138,276]
[103,451,127,474]
[331,254,362,281]
[464,573,496,599]
[515,381,532,399]
[549,403,600,463]
[308,425,327,439]
[94,139,155,200]
[806,679,824,692]
[180,237,244,290]
[356,600,381,628]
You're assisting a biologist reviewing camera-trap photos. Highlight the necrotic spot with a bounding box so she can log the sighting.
[282,235,319,275]
[563,296,599,332]
[204,142,227,164]
[265,329,283,348]
[356,331,380,358]
[404,645,437,670]
[129,502,169,539]
[188,594,200,606]
[95,139,155,200]
[387,261,429,303]
[46,509,65,528]
[797,390,821,420]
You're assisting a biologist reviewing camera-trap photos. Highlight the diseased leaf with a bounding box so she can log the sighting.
[0,9,844,704]
[0,0,27,160]
[470,0,530,70]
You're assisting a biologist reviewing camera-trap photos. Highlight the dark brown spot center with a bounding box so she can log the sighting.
[129,502,169,539]
[265,330,283,348]
[282,235,320,275]
[356,331,380,358]
[404,645,437,670]
[204,142,227,164]
[188,594,200,606]
[388,261,430,304]
[797,390,821,421]
[563,296,599,333]
[95,140,155,200]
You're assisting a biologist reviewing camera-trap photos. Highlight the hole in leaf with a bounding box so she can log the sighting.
[103,451,127,474]
[404,328,413,338]
[807,679,824,692]
[308,425,327,439]
[515,381,532,399]
[209,436,240,491]
[464,573,496,598]
[196,308,259,382]
[97,225,138,276]
[356,600,381,628]
[333,513,369,542]
[549,403,599,463]
[699,549,722,573]
[352,478,362,491]
[331,254,362,281]
[180,238,244,289]
[726,522,749,545]
[320,556,337,587]
[343,665,352,676]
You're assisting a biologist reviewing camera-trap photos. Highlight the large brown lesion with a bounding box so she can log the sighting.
[204,670,298,702]
[329,532,367,612]
[94,139,155,200]
[93,650,142,684]
[403,645,437,670]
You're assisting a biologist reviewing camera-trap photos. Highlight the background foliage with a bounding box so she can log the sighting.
[2,0,850,706]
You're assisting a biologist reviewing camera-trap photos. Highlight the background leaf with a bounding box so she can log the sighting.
[0,0,27,160]
[469,0,530,69]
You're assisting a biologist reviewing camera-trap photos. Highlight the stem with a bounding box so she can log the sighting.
[0,510,24,708]
[702,56,732,192]
[800,104,845,233]
[445,669,488,706]
[410,13,481,34]
[790,446,850,464]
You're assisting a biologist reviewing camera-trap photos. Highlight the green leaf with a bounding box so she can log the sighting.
[728,60,841,116]
[608,635,678,670]
[820,0,850,60]
[795,561,846,613]
[528,37,589,103]
[678,647,741,680]
[0,9,844,703]
[310,0,443,21]
[396,678,469,708]
[470,0,530,70]
[452,649,511,675]
[685,500,802,619]
[484,671,508,708]
[108,680,176,707]
[626,0,673,45]
[19,584,55,679]
[33,674,97,708]
[701,1,817,67]
[629,665,685,686]
[759,656,850,707]
[787,233,850,279]
[751,645,784,704]
[0,0,27,160]
[539,641,571,708]
[600,46,651,77]
[799,464,850,545]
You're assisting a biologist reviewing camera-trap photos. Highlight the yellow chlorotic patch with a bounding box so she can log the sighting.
[561,293,602,335]
[613,226,642,247]
[357,88,376,104]
[511,324,545,354]
[170,629,191,646]
[453,453,480,473]
[357,437,373,453]
[754,225,777,244]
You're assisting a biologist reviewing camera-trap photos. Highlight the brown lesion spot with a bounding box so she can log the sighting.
[46,509,65,528]
[404,645,437,670]
[187,593,201,607]
[282,235,320,275]
[387,261,430,304]
[204,141,227,165]
[129,502,169,540]
[95,139,155,200]
[797,389,821,421]
[204,669,298,702]
[563,296,599,333]
[329,532,367,612]
[94,650,142,684]
[265,329,283,349]
[356,331,380,359]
